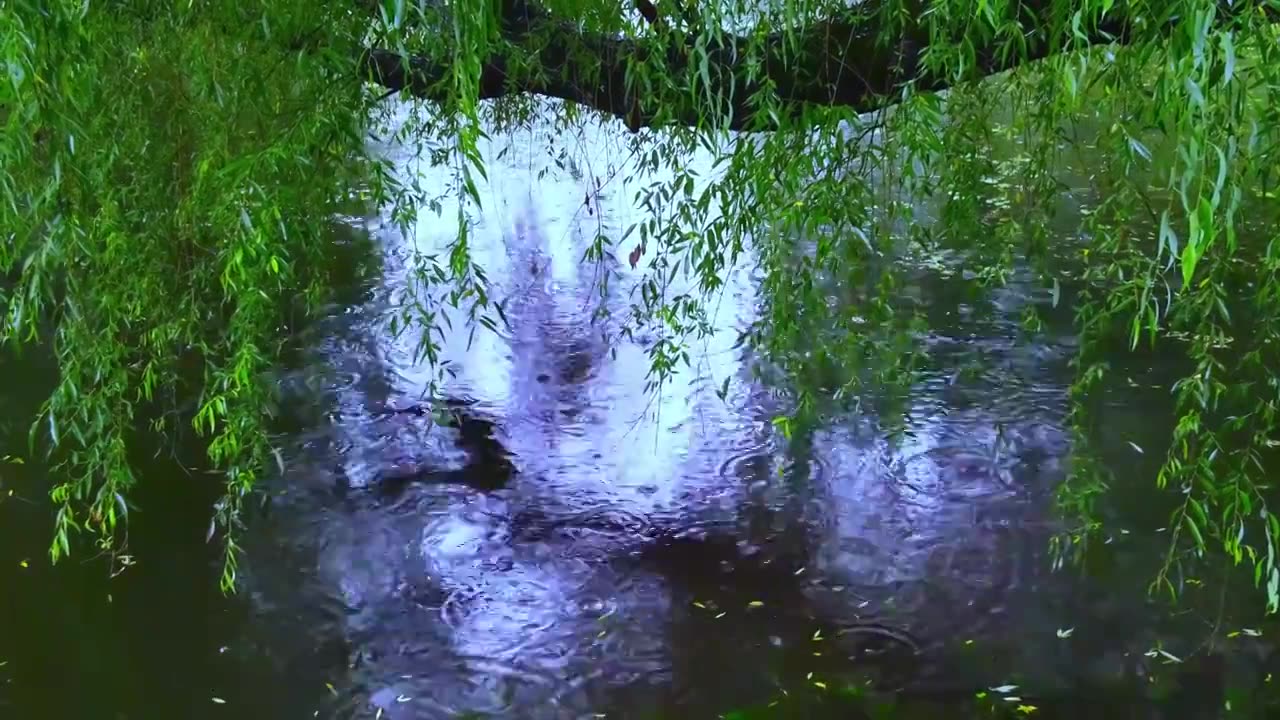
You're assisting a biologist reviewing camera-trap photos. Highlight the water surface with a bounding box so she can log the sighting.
[1,103,1272,719]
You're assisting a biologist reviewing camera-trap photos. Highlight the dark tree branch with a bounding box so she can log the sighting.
[634,0,662,27]
[356,0,1262,132]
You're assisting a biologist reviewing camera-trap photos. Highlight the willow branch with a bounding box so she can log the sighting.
[357,0,1266,132]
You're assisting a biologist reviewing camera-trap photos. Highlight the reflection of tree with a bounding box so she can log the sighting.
[499,202,616,454]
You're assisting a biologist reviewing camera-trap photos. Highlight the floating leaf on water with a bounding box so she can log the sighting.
[325,682,337,696]
[1004,697,1022,703]
[1016,705,1038,714]
[1127,441,1144,454]
[692,601,706,609]
[964,639,975,646]
[1056,627,1074,638]
[812,681,827,690]
[990,685,1019,694]
[812,630,823,641]
[211,697,226,704]
[1243,628,1262,637]
[396,694,411,703]
[714,612,726,619]
[19,560,28,568]
[748,601,764,608]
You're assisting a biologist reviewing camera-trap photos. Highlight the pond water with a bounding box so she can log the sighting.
[2,105,1278,719]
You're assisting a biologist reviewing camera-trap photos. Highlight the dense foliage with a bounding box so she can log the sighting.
[4,0,1280,609]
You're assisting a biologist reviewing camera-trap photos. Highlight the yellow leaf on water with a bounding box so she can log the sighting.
[325,682,337,696]
[19,560,28,568]
[1016,705,1038,714]
[211,697,226,704]
[812,681,827,690]
[748,601,764,608]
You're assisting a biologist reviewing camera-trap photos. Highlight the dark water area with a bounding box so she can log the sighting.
[4,107,1280,719]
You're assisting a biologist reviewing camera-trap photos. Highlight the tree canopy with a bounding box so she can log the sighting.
[4,0,1280,607]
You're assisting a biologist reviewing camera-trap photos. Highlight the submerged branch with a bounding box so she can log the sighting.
[356,0,1248,131]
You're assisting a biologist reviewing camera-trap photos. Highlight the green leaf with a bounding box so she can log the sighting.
[1221,31,1235,86]
[1186,513,1206,550]
[1158,210,1179,268]
[1128,137,1151,162]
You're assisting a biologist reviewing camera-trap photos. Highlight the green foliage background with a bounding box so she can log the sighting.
[5,0,1280,609]
[2,0,390,589]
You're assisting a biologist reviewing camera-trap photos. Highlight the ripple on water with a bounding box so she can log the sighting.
[717,439,831,492]
[439,584,483,631]
[563,506,654,537]
[896,444,1016,502]
[717,444,775,485]
[354,656,562,720]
